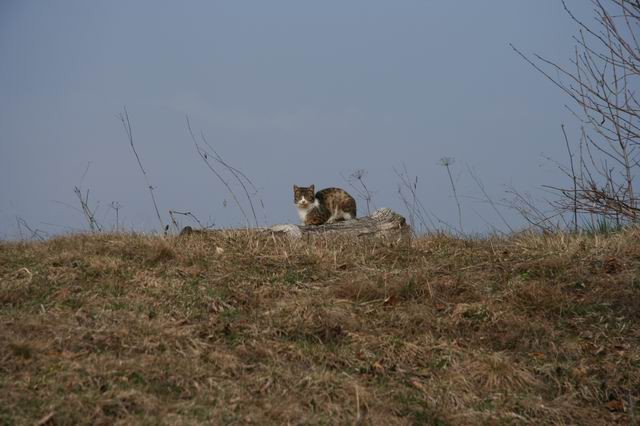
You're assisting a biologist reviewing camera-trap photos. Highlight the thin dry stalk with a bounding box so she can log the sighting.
[185,115,262,228]
[562,124,579,232]
[342,169,375,216]
[198,128,265,226]
[394,164,439,234]
[168,210,213,234]
[14,217,46,241]
[505,186,563,232]
[118,107,165,231]
[440,157,464,233]
[109,201,122,232]
[73,186,102,232]
[467,166,514,233]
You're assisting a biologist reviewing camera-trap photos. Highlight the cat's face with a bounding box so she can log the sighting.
[293,184,315,207]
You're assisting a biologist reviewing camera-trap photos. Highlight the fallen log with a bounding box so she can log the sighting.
[180,208,410,241]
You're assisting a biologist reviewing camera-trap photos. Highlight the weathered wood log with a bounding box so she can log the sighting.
[180,208,411,241]
[268,208,410,240]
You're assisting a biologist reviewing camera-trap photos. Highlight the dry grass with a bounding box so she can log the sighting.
[1,228,639,425]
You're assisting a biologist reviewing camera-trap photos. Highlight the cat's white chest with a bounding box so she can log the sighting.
[296,199,319,223]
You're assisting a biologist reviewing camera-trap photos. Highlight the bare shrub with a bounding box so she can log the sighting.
[512,0,640,229]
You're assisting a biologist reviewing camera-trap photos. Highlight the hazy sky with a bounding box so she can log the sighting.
[1,1,597,237]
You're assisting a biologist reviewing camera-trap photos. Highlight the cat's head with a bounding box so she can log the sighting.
[293,184,315,207]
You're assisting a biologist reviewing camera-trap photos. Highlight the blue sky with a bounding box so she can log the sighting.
[0,1,596,236]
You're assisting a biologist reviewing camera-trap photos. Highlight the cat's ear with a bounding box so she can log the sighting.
[293,185,298,191]
[310,184,315,193]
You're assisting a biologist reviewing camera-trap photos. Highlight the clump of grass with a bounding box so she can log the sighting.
[1,228,639,424]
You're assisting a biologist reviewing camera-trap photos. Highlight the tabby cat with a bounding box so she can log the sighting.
[293,184,357,225]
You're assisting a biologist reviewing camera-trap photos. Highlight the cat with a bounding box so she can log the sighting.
[293,184,357,225]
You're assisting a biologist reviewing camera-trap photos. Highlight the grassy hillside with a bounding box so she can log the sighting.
[1,229,639,424]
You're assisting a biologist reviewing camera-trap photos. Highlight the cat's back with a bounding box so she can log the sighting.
[315,187,352,202]
[316,187,356,216]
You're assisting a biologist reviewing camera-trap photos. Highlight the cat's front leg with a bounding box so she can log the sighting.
[325,213,339,224]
